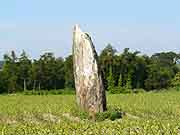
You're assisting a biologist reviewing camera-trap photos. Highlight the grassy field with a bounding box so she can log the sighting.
[0,90,180,134]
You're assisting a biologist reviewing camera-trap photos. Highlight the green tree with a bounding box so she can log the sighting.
[126,72,132,89]
[107,66,115,92]
[3,51,19,93]
[145,64,173,90]
[99,44,117,89]
[55,57,65,89]
[117,74,124,93]
[0,71,8,93]
[118,74,123,88]
[171,72,180,87]
[18,50,32,91]
[30,60,40,91]
[64,55,74,89]
[34,53,65,90]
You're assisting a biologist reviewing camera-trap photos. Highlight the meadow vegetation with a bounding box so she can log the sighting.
[0,89,179,134]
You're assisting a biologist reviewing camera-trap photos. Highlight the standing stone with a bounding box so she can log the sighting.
[73,25,107,113]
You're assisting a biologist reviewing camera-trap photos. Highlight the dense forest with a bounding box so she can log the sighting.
[0,44,180,94]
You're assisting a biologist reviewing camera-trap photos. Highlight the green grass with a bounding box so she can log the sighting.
[0,90,180,134]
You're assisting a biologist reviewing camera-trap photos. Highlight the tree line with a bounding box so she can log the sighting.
[0,44,180,94]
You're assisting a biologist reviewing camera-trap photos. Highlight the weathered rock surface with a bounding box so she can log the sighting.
[73,25,107,113]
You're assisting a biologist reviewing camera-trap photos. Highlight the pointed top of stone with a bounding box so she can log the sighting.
[74,24,82,33]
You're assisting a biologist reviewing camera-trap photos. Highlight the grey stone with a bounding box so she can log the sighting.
[73,25,107,113]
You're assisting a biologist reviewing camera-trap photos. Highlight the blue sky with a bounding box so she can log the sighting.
[0,0,180,59]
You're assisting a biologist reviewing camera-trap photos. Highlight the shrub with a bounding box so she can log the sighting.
[107,66,115,92]
[70,105,89,119]
[109,111,122,121]
[23,89,75,95]
[171,72,180,88]
[95,106,123,121]
[109,87,132,94]
[70,104,123,121]
[133,89,145,94]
